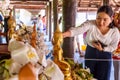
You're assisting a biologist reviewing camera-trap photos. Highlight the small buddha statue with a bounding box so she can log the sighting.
[30,22,37,48]
[7,9,16,42]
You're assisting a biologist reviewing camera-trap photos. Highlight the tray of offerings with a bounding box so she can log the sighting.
[113,48,120,59]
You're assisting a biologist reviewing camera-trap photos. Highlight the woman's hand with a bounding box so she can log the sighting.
[62,31,71,38]
[92,41,103,51]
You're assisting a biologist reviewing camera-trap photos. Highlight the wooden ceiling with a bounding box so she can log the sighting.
[10,0,48,9]
[77,0,102,11]
[8,0,120,14]
[10,0,49,15]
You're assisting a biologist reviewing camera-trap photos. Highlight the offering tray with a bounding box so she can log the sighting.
[113,50,120,59]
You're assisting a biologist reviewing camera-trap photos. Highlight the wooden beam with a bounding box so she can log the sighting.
[14,5,46,9]
[77,7,97,11]
[10,0,49,1]
[10,1,47,5]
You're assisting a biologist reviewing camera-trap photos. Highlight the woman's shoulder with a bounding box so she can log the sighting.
[112,27,120,32]
[113,26,120,31]
[110,27,120,36]
[83,20,96,25]
[78,20,96,32]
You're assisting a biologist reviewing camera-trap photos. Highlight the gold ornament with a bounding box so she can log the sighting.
[30,23,37,48]
[7,9,16,40]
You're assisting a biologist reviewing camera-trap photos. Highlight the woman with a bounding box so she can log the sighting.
[63,5,120,80]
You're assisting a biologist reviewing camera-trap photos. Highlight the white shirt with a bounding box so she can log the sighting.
[70,20,120,52]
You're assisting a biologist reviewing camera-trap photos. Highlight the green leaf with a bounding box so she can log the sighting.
[4,59,12,69]
[0,59,12,79]
[3,69,9,79]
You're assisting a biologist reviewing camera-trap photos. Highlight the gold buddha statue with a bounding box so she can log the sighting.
[7,9,17,41]
[52,23,72,80]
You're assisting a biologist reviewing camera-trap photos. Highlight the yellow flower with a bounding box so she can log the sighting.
[27,51,36,59]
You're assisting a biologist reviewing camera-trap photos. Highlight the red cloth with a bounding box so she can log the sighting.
[112,41,120,60]
[112,56,120,60]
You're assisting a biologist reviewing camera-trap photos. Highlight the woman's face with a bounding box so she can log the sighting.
[96,12,112,28]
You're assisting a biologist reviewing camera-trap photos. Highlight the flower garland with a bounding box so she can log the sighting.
[113,11,120,29]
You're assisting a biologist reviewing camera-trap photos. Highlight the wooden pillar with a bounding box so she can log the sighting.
[53,0,58,31]
[62,0,77,58]
[48,1,52,41]
[46,4,49,35]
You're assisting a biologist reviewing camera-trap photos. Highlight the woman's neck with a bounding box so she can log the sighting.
[98,26,110,35]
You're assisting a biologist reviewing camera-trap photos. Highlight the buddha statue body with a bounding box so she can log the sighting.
[52,24,72,80]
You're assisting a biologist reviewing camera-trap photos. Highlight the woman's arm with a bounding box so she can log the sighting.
[63,20,92,38]
[92,41,103,51]
[62,30,71,38]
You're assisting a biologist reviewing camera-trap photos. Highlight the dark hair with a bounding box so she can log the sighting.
[38,15,41,17]
[97,5,113,17]
[59,16,62,24]
[42,15,46,18]
[97,5,114,28]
